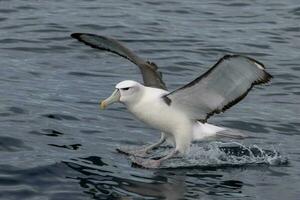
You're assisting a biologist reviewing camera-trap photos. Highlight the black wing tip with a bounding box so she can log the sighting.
[71,32,96,39]
[253,64,273,85]
[258,71,273,84]
[70,32,81,39]
[70,32,108,51]
[70,33,87,43]
[70,32,90,40]
[245,56,273,84]
[71,33,107,43]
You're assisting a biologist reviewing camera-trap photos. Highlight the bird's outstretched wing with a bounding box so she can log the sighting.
[164,55,272,122]
[71,33,167,90]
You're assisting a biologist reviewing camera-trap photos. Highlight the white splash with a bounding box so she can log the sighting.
[121,142,288,169]
[160,142,288,168]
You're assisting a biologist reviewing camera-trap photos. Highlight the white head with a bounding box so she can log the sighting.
[100,80,144,109]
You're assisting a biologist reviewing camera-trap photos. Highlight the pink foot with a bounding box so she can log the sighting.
[117,147,149,157]
[129,149,149,157]
[130,157,161,168]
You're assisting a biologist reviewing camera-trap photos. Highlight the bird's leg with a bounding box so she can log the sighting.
[132,124,192,168]
[128,132,166,157]
[144,132,166,153]
[134,125,192,168]
[157,148,178,162]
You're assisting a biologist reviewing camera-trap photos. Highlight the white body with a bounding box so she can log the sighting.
[120,84,226,154]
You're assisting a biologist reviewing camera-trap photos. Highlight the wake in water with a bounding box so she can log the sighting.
[117,142,288,169]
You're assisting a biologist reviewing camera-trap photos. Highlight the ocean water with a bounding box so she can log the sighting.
[0,0,299,199]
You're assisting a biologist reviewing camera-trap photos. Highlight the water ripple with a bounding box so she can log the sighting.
[1,0,299,199]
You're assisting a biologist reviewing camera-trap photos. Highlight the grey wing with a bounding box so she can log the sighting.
[165,55,272,122]
[71,33,167,90]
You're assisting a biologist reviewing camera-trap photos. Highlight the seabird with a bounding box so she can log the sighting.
[71,33,272,168]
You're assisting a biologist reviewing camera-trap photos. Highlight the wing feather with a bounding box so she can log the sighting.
[165,55,272,122]
[71,33,167,90]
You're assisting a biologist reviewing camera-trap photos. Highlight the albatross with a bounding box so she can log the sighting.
[71,33,272,168]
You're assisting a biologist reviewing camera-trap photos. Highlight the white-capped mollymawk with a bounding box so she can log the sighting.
[71,33,272,168]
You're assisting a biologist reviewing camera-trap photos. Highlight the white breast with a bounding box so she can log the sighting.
[126,87,189,133]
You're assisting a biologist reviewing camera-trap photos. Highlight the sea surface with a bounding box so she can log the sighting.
[0,0,300,199]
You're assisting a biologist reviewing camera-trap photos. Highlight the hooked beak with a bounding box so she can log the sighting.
[100,89,120,110]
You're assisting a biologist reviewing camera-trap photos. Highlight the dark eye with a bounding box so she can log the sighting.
[122,87,130,91]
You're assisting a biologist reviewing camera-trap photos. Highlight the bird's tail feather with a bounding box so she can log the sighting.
[215,129,247,139]
[192,122,246,141]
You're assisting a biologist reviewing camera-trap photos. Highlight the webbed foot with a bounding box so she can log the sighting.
[130,157,161,169]
[117,147,149,157]
[129,149,149,157]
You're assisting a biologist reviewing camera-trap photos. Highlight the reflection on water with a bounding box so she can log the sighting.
[64,156,246,199]
[66,158,186,199]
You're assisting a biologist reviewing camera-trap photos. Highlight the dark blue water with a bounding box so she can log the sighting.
[0,0,299,199]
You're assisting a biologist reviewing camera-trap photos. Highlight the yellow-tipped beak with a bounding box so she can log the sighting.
[99,89,120,110]
[100,101,107,109]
